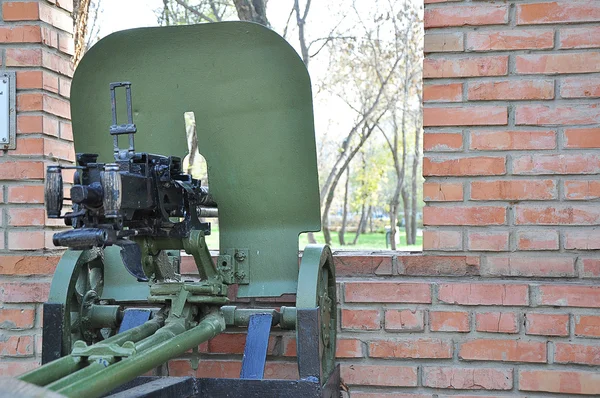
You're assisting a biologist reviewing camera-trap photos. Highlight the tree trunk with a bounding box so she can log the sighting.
[233,0,270,26]
[368,206,373,233]
[389,202,398,250]
[338,168,350,246]
[352,204,366,245]
[401,186,410,247]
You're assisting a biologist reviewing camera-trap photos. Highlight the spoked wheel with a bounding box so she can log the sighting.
[47,248,107,356]
[296,244,337,381]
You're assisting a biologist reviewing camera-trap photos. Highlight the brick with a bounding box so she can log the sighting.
[423,367,513,390]
[467,29,553,51]
[59,77,71,98]
[344,282,431,303]
[560,26,600,49]
[7,230,45,250]
[0,25,41,44]
[369,338,453,359]
[575,315,600,338]
[384,309,424,332]
[520,370,600,395]
[423,84,462,103]
[561,77,600,99]
[516,52,600,75]
[425,5,507,28]
[60,121,73,141]
[56,0,73,13]
[17,93,43,112]
[476,312,518,334]
[340,364,417,387]
[516,204,600,225]
[526,313,569,337]
[517,2,600,25]
[471,180,556,201]
[0,335,34,357]
[484,256,575,277]
[423,133,462,151]
[351,394,429,398]
[423,230,462,251]
[0,282,50,303]
[207,333,276,355]
[7,185,45,204]
[468,80,554,101]
[335,339,363,358]
[2,2,40,20]
[169,359,241,378]
[43,72,59,93]
[341,309,380,330]
[334,254,392,277]
[565,230,600,250]
[517,230,559,250]
[423,206,506,226]
[58,32,74,56]
[424,106,507,127]
[423,157,506,176]
[13,137,44,156]
[424,32,463,53]
[41,26,58,48]
[0,309,35,330]
[424,56,508,78]
[7,208,46,226]
[44,138,74,161]
[564,128,600,148]
[399,255,478,277]
[537,285,600,308]
[517,104,600,125]
[17,115,43,134]
[438,283,528,306]
[0,360,39,376]
[430,311,469,332]
[5,48,42,67]
[423,182,463,202]
[470,130,556,150]
[16,71,43,90]
[0,161,44,180]
[42,50,74,77]
[467,231,509,251]
[513,154,600,175]
[581,258,600,279]
[460,339,546,363]
[43,95,71,119]
[39,3,72,33]
[0,255,58,275]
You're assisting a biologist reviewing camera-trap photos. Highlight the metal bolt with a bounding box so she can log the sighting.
[2,80,6,84]
[1,138,6,142]
[234,251,246,262]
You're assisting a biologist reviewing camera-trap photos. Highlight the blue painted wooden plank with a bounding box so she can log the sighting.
[118,309,152,334]
[240,313,273,380]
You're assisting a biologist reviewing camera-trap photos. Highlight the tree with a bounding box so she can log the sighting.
[157,0,268,26]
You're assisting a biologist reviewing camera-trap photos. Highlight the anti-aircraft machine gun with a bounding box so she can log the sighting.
[14,22,339,398]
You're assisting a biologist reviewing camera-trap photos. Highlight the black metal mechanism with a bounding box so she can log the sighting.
[45,83,216,281]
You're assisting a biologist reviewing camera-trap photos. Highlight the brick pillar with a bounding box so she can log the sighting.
[423,0,600,395]
[0,0,73,374]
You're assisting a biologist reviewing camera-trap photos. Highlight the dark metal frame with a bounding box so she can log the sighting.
[105,366,340,398]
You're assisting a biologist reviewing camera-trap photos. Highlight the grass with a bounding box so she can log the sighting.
[204,225,422,251]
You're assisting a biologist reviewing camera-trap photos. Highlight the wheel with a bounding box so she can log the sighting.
[296,244,337,381]
[47,248,106,356]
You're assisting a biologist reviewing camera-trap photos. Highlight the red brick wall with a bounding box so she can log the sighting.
[0,0,74,375]
[2,0,600,396]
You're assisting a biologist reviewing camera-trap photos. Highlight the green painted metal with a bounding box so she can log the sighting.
[100,246,149,302]
[70,22,321,298]
[296,245,337,381]
[19,316,162,386]
[56,312,225,398]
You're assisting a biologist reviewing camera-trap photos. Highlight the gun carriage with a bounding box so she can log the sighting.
[14,22,339,398]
